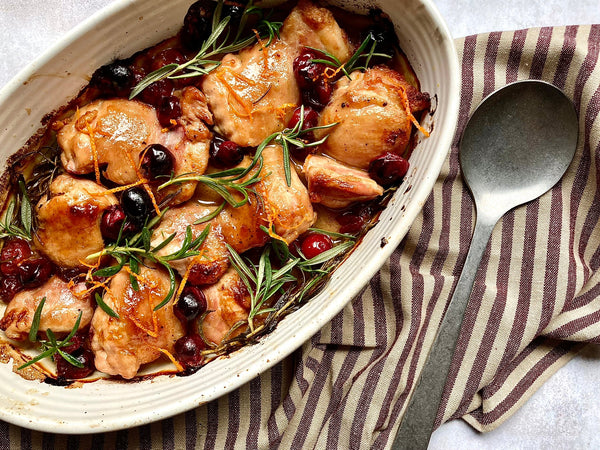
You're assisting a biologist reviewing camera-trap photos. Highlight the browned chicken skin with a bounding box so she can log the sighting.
[56,97,212,204]
[34,174,118,268]
[90,266,184,379]
[0,276,93,341]
[200,268,251,345]
[316,66,430,169]
[303,154,383,208]
[202,0,352,147]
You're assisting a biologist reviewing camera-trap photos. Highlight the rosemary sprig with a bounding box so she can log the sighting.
[0,180,33,241]
[87,214,210,311]
[258,105,338,186]
[226,235,355,333]
[309,33,392,80]
[158,150,265,208]
[18,299,84,371]
[130,1,282,99]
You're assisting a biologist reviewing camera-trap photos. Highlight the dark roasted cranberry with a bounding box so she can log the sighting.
[181,0,215,50]
[157,95,182,128]
[56,348,95,380]
[139,78,174,107]
[300,233,333,260]
[293,49,326,90]
[1,238,32,276]
[223,2,245,24]
[121,187,152,225]
[175,286,207,322]
[174,334,205,368]
[302,78,333,110]
[0,276,23,302]
[335,203,377,234]
[18,257,53,288]
[210,137,244,168]
[89,60,135,98]
[368,152,409,187]
[364,23,397,58]
[151,49,187,72]
[288,106,319,133]
[140,144,175,180]
[100,205,127,241]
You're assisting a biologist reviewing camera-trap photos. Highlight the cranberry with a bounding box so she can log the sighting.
[222,3,245,24]
[151,49,187,72]
[303,78,333,110]
[89,60,135,98]
[368,152,410,187]
[288,106,319,133]
[181,0,215,50]
[364,23,397,57]
[140,144,175,180]
[293,49,326,90]
[335,203,377,234]
[293,48,334,110]
[157,95,181,128]
[0,276,23,302]
[300,233,333,260]
[210,137,244,168]
[18,257,53,288]
[1,238,32,276]
[100,205,127,241]
[139,78,174,107]
[56,348,95,380]
[174,286,207,322]
[121,187,152,225]
[174,334,205,368]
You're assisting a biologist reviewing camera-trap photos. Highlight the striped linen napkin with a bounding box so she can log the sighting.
[4,24,600,449]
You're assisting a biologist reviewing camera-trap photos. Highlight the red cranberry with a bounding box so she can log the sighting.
[210,137,244,168]
[300,233,333,260]
[335,203,377,234]
[288,106,319,133]
[121,187,153,225]
[1,238,32,276]
[100,205,127,242]
[303,78,333,110]
[56,348,95,380]
[89,60,136,98]
[180,0,215,51]
[174,286,207,322]
[293,49,326,90]
[0,276,23,302]
[368,152,409,187]
[151,49,187,72]
[140,144,175,180]
[174,334,205,368]
[18,257,53,288]
[139,78,174,107]
[157,95,181,128]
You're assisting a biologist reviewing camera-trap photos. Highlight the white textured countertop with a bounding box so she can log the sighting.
[0,0,599,447]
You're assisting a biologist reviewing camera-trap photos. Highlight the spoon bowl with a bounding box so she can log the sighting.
[393,80,578,449]
[461,81,579,220]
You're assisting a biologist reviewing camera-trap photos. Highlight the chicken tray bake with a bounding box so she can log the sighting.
[0,0,430,383]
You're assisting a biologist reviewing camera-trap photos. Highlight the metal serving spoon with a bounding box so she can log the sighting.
[392,80,578,449]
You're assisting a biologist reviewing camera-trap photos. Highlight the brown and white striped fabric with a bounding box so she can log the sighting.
[3,25,600,449]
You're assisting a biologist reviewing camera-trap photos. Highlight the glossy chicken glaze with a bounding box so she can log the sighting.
[0,0,429,381]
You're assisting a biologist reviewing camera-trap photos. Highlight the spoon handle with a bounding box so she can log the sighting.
[392,212,498,449]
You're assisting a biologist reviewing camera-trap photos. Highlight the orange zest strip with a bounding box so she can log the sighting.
[216,72,254,118]
[221,67,257,87]
[324,64,346,80]
[253,29,270,75]
[81,120,102,185]
[156,347,184,372]
[123,149,162,216]
[172,250,205,306]
[398,85,430,138]
[93,179,146,196]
